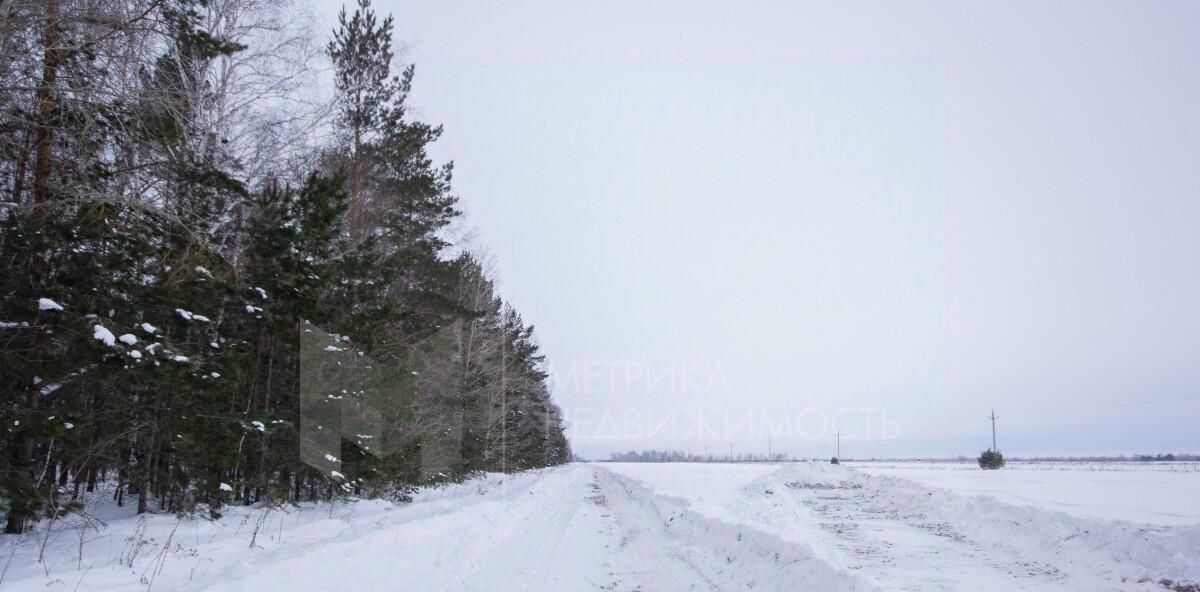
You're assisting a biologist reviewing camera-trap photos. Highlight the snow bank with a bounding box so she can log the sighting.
[3,464,1192,591]
[773,462,1200,586]
[848,460,1200,525]
[0,469,561,592]
[597,467,880,591]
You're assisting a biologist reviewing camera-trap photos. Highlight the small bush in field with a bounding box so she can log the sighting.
[978,449,1005,470]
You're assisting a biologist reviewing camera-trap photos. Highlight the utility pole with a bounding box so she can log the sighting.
[768,436,772,461]
[989,410,999,452]
[836,430,841,459]
[729,442,733,462]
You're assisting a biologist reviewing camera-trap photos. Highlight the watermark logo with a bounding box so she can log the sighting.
[563,405,901,442]
[297,323,461,484]
[547,360,732,397]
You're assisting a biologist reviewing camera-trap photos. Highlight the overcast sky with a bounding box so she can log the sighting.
[311,0,1200,459]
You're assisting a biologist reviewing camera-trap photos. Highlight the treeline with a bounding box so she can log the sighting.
[1021,454,1199,462]
[0,0,568,534]
[608,450,792,463]
[856,454,1200,462]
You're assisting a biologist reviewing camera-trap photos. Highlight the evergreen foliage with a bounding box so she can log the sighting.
[0,0,568,533]
[978,449,1005,470]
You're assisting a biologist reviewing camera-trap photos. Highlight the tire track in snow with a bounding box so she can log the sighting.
[783,477,1063,590]
[190,465,608,592]
[591,468,722,591]
[591,466,880,591]
[446,464,616,591]
[11,464,1187,592]
[762,464,1169,591]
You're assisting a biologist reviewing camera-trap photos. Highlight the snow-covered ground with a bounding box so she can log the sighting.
[2,462,1197,591]
[846,460,1200,525]
[606,461,1200,591]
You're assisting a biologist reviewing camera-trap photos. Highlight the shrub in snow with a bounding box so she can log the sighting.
[978,449,1005,470]
[830,457,840,465]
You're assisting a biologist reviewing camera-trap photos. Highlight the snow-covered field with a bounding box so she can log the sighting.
[846,460,1200,526]
[2,462,1197,591]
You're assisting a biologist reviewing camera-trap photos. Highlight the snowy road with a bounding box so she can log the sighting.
[3,463,1197,591]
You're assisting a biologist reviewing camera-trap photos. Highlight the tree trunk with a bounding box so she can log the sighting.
[4,2,61,514]
[32,0,61,204]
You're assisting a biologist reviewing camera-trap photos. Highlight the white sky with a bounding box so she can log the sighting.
[310,0,1200,459]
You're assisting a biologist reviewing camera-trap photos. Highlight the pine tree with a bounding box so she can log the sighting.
[324,0,460,352]
[0,0,570,533]
[327,0,397,215]
[978,449,1005,470]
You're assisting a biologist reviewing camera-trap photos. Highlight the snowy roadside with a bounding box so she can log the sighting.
[0,464,871,592]
[3,462,1196,591]
[0,468,560,591]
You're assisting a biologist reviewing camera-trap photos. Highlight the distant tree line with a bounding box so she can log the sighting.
[855,454,1200,462]
[1024,453,1198,462]
[608,450,792,463]
[0,0,568,533]
[1130,453,1191,462]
